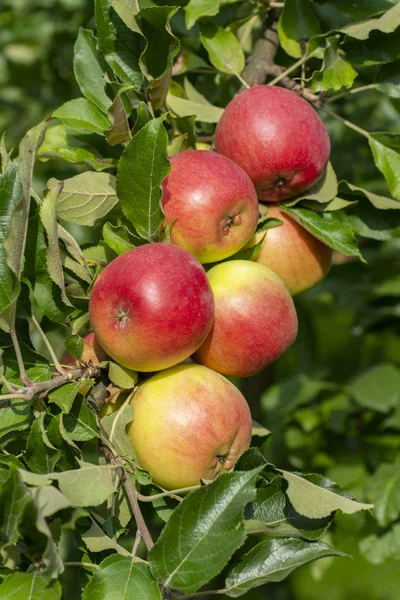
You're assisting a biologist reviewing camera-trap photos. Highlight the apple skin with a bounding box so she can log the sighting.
[127,364,252,489]
[89,243,215,372]
[248,205,333,295]
[63,332,108,367]
[215,86,330,202]
[161,150,259,263]
[193,260,298,377]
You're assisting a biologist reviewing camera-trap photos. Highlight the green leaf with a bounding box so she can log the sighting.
[108,362,138,389]
[185,0,221,29]
[53,98,111,135]
[101,396,135,458]
[310,38,357,92]
[56,464,115,507]
[136,6,180,80]
[251,419,271,438]
[280,205,364,260]
[149,469,261,594]
[200,21,245,75]
[117,116,169,241]
[348,203,400,241]
[0,467,32,550]
[341,3,400,40]
[83,556,161,600]
[166,94,224,123]
[0,573,62,600]
[49,172,118,226]
[349,363,400,413]
[369,133,400,201]
[0,164,21,330]
[0,399,31,439]
[338,180,400,210]
[106,95,132,146]
[39,124,115,172]
[64,334,84,361]
[63,397,99,441]
[224,538,347,597]
[245,476,332,541]
[102,222,136,255]
[49,381,92,414]
[278,0,321,58]
[360,523,400,565]
[73,28,112,114]
[284,163,338,206]
[365,463,400,527]
[377,59,400,98]
[25,413,60,474]
[280,471,373,518]
[81,519,131,557]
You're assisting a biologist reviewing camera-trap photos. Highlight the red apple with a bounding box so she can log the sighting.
[89,243,215,372]
[193,260,298,377]
[248,204,333,295]
[161,150,259,263]
[63,331,108,367]
[127,363,252,489]
[215,86,331,202]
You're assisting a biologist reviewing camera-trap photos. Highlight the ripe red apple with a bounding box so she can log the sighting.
[248,204,333,295]
[193,260,298,377]
[63,331,108,367]
[161,150,259,263]
[127,364,252,489]
[215,86,331,202]
[89,243,215,372]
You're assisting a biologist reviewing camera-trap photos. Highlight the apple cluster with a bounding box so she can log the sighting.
[86,86,332,490]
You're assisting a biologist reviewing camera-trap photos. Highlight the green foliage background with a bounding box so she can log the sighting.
[1,0,400,598]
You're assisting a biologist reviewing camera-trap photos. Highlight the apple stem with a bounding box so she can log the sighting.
[235,72,250,89]
[321,106,371,140]
[268,49,319,87]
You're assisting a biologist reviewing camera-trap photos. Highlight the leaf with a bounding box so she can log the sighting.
[25,413,60,474]
[341,3,400,40]
[136,6,180,81]
[369,133,400,201]
[200,21,245,75]
[0,573,62,600]
[116,116,169,241]
[73,28,111,114]
[82,555,161,600]
[377,59,400,98]
[360,523,400,565]
[56,464,115,507]
[101,396,135,458]
[108,362,138,389]
[49,172,118,226]
[82,519,131,557]
[365,463,400,527]
[166,94,224,123]
[280,470,373,519]
[49,381,92,414]
[310,37,357,92]
[0,399,31,439]
[224,538,347,597]
[278,0,321,58]
[106,95,132,145]
[131,101,152,136]
[338,180,400,210]
[63,397,99,441]
[251,419,271,438]
[0,467,32,550]
[102,222,136,255]
[284,163,338,206]
[149,469,261,594]
[185,0,221,29]
[53,98,111,135]
[348,363,400,413]
[64,334,84,361]
[39,124,115,172]
[0,164,22,329]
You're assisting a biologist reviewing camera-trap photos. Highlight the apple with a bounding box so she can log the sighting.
[127,363,252,489]
[63,331,108,367]
[248,204,333,295]
[215,86,331,202]
[193,260,298,377]
[161,150,259,263]
[89,243,215,372]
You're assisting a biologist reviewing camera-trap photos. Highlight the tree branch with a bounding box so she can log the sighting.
[242,16,280,87]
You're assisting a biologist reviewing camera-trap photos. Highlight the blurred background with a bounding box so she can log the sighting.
[1,1,400,598]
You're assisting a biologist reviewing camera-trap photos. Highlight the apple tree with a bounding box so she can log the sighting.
[0,1,400,598]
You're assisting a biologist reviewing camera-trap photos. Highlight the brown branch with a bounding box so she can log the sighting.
[0,365,101,403]
[242,15,280,87]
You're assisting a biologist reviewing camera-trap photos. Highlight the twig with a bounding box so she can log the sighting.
[326,83,378,103]
[30,314,66,375]
[241,17,280,87]
[137,485,199,502]
[267,50,318,86]
[10,329,32,385]
[122,470,154,551]
[320,106,370,140]
[0,365,101,403]
[131,529,141,559]
[64,562,99,569]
